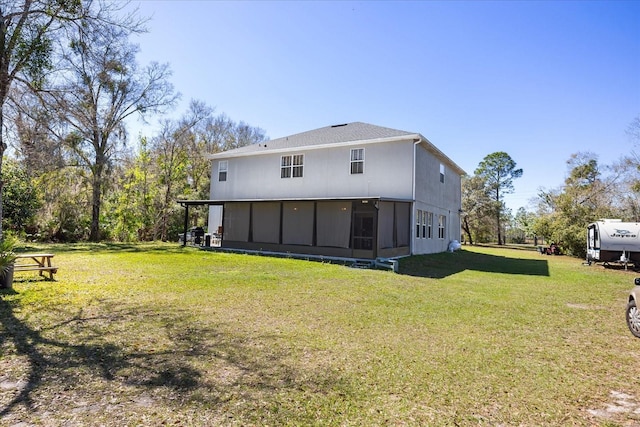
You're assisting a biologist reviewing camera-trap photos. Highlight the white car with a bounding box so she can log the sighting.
[626,278,640,338]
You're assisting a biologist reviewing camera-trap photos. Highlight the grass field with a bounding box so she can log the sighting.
[0,243,638,426]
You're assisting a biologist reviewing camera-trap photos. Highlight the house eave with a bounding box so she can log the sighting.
[208,132,466,176]
[417,135,467,176]
[207,134,422,160]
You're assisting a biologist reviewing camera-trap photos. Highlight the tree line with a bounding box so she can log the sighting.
[463,117,640,259]
[1,1,265,242]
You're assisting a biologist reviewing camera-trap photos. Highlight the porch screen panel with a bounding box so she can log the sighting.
[317,201,352,248]
[252,202,280,244]
[224,202,250,242]
[395,202,410,247]
[282,202,314,245]
[378,201,395,249]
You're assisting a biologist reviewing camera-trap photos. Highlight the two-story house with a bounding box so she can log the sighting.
[205,122,465,260]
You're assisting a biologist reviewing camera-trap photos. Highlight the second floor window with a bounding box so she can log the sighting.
[350,148,364,174]
[218,161,228,182]
[440,164,445,183]
[281,154,304,178]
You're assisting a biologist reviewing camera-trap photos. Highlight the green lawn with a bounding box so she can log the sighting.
[0,243,638,426]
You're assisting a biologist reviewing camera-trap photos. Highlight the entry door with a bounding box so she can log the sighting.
[353,212,374,250]
[587,224,600,261]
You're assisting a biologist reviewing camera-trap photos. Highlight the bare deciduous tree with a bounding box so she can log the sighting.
[47,4,178,240]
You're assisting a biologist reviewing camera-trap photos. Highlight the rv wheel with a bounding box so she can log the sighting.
[626,299,640,338]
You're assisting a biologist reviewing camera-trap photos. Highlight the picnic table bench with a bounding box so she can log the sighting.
[14,253,58,280]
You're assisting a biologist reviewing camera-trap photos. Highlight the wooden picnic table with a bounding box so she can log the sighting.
[14,253,58,280]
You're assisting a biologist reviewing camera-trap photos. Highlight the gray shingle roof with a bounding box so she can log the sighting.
[217,122,417,155]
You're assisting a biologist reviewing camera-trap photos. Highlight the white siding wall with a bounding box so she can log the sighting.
[210,139,415,200]
[412,144,462,254]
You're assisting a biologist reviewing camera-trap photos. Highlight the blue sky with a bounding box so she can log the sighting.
[129,0,640,212]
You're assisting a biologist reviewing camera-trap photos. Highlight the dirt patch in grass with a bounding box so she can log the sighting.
[566,303,606,310]
[587,391,640,425]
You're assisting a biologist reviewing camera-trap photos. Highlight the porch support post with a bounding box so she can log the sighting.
[183,204,189,247]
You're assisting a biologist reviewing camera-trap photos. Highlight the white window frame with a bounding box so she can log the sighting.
[281,154,304,178]
[292,154,304,178]
[439,163,445,184]
[416,210,421,238]
[350,148,364,174]
[218,160,228,182]
[438,215,446,239]
[421,210,426,238]
[281,155,292,178]
[427,212,433,239]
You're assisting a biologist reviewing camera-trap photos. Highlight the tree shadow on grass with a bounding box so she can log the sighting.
[0,292,351,424]
[14,242,189,255]
[0,293,122,417]
[399,248,550,279]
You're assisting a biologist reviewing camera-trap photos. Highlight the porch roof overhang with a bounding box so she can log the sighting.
[177,199,225,207]
[178,196,415,207]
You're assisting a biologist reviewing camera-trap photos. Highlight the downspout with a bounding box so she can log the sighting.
[412,138,422,255]
[448,209,452,247]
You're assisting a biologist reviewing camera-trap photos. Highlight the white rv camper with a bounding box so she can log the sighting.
[587,219,640,266]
